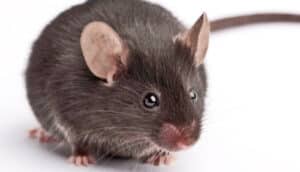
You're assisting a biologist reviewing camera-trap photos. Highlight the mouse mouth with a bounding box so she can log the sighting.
[157,122,199,152]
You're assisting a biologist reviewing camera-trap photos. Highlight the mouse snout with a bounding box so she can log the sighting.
[159,120,198,151]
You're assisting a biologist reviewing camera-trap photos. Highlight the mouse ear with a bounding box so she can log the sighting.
[174,13,210,67]
[80,21,128,84]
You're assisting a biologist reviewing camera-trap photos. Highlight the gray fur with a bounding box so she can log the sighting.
[26,0,207,161]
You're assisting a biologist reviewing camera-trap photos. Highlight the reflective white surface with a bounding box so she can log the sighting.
[1,0,300,171]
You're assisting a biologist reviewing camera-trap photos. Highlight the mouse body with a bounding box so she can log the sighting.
[26,0,300,167]
[26,0,209,166]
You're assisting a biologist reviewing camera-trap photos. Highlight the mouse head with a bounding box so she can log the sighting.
[80,13,210,152]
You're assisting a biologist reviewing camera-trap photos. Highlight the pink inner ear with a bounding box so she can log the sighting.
[174,13,210,67]
[80,21,128,84]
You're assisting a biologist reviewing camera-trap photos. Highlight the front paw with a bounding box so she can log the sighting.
[68,154,96,166]
[144,151,175,166]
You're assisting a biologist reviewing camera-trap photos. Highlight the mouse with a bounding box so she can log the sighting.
[25,0,300,167]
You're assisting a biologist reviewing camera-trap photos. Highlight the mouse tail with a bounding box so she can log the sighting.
[210,13,300,32]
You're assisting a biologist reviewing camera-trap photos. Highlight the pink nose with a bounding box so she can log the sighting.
[176,141,189,150]
[159,122,196,151]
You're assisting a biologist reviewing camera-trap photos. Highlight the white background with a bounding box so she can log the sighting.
[0,0,300,172]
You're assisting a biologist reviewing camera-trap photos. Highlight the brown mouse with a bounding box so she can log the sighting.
[25,0,300,166]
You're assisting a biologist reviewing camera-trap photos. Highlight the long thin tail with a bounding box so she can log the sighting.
[210,13,300,32]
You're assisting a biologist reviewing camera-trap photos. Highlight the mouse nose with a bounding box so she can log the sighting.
[159,121,198,151]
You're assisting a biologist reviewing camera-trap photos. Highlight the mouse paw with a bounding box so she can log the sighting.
[145,151,175,166]
[68,155,96,166]
[29,128,58,143]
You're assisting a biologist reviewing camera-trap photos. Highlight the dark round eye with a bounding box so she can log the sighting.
[143,93,160,109]
[189,90,198,102]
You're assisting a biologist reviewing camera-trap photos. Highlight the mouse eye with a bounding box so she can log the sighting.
[189,90,198,103]
[143,93,160,109]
